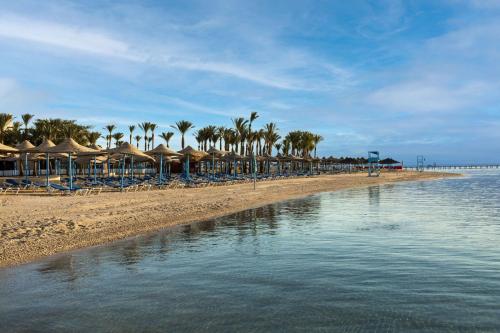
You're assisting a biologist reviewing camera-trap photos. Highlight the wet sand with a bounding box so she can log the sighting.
[0,171,458,267]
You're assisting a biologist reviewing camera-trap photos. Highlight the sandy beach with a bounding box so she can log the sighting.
[0,171,457,267]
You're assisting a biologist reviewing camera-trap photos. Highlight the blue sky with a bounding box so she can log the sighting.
[0,0,499,164]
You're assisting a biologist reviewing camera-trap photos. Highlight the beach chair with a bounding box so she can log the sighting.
[49,183,88,196]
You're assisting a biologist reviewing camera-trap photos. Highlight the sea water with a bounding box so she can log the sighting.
[1,170,499,332]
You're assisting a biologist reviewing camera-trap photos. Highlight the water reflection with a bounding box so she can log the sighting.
[1,170,500,332]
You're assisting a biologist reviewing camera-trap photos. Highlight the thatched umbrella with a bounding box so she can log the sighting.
[32,138,56,185]
[146,144,182,184]
[178,146,208,179]
[45,138,99,189]
[15,140,37,182]
[206,146,226,177]
[0,144,18,177]
[222,151,242,176]
[110,142,154,188]
[0,143,18,153]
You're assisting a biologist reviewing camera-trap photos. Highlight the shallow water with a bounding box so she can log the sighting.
[1,170,500,332]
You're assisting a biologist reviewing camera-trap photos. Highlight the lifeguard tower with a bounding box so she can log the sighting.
[368,151,380,177]
[417,155,425,172]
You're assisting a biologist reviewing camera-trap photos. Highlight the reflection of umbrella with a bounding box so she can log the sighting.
[379,158,400,165]
[45,138,100,189]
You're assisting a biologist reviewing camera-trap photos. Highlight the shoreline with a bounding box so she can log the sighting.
[0,171,459,268]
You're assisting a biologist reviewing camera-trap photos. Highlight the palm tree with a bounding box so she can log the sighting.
[313,134,323,158]
[263,123,279,155]
[159,131,174,147]
[138,122,151,151]
[171,120,194,149]
[135,135,142,148]
[194,130,203,150]
[86,131,101,147]
[104,124,116,149]
[21,113,34,140]
[149,123,157,148]
[112,132,124,147]
[0,113,13,144]
[217,126,225,150]
[232,117,248,155]
[128,125,135,144]
[247,111,259,154]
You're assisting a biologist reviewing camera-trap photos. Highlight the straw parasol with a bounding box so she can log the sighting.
[146,144,182,184]
[43,138,100,189]
[205,146,227,177]
[178,146,208,178]
[15,140,36,152]
[146,144,182,157]
[15,140,37,182]
[111,142,154,160]
[206,146,226,157]
[222,151,242,161]
[0,143,18,154]
[262,152,278,162]
[45,138,99,154]
[109,143,155,188]
[178,146,207,160]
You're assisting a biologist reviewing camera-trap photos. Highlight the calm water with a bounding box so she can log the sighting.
[1,170,500,332]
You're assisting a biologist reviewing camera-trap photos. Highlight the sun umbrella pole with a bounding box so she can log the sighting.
[159,154,163,185]
[212,153,215,179]
[46,153,50,187]
[24,153,29,182]
[186,154,190,179]
[93,155,97,184]
[68,153,73,190]
[120,155,125,190]
[131,155,134,181]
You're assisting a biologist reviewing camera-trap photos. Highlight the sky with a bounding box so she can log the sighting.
[0,0,499,164]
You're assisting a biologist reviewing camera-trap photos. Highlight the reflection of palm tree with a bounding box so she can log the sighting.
[171,120,194,149]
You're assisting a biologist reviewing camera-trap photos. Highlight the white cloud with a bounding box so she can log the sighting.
[0,15,143,61]
[367,79,490,113]
[0,14,309,90]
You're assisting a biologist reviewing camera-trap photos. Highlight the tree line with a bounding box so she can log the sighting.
[0,112,325,158]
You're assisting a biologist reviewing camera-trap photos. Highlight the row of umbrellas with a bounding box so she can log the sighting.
[1,139,328,189]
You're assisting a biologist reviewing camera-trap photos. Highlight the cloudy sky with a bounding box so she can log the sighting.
[0,0,499,164]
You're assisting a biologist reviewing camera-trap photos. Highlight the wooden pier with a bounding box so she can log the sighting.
[406,164,500,171]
